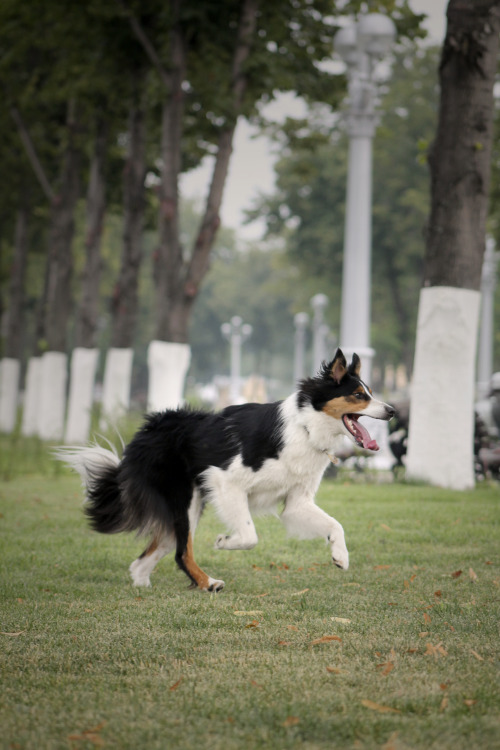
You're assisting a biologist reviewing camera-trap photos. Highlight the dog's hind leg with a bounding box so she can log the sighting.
[204,470,258,550]
[174,515,225,593]
[129,532,175,587]
[129,489,206,588]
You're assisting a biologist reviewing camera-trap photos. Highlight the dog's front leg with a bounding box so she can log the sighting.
[281,490,349,570]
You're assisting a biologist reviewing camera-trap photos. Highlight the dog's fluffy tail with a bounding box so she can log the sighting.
[54,442,125,534]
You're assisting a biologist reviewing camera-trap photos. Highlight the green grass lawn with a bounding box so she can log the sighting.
[1,462,499,749]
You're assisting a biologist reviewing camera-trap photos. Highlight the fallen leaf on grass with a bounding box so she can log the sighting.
[290,588,309,596]
[423,612,432,624]
[245,620,260,629]
[376,661,395,676]
[361,699,400,714]
[380,524,392,532]
[464,699,477,707]
[277,640,292,646]
[424,642,448,658]
[331,617,351,624]
[374,565,391,570]
[440,697,449,712]
[382,732,400,750]
[326,666,346,674]
[310,635,342,645]
[470,649,484,661]
[451,570,463,579]
[282,716,300,727]
[434,590,442,598]
[469,568,478,583]
[287,625,299,631]
[0,630,26,637]
[234,610,263,616]
[169,678,183,691]
[68,722,106,746]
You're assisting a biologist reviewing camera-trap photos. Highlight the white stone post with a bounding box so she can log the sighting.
[64,347,99,444]
[37,351,68,441]
[21,357,42,436]
[406,286,480,490]
[334,15,396,384]
[147,340,191,412]
[0,358,20,433]
[100,347,134,430]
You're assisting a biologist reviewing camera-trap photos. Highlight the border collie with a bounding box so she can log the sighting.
[56,349,394,592]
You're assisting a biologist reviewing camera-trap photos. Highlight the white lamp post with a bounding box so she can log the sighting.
[477,237,500,398]
[335,14,396,383]
[221,316,252,403]
[311,293,329,373]
[293,312,309,385]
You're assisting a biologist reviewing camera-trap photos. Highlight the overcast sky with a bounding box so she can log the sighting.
[180,0,448,240]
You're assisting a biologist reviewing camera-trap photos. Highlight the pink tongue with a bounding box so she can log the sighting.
[356,419,379,451]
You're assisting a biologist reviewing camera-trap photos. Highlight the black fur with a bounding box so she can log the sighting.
[84,404,285,539]
[298,363,364,411]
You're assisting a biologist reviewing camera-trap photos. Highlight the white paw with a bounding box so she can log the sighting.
[202,577,225,593]
[215,534,230,549]
[129,560,152,587]
[215,531,258,551]
[331,540,349,570]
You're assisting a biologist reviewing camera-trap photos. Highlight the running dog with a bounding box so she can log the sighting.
[56,349,394,592]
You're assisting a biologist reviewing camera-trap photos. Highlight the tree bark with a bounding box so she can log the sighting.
[4,200,30,359]
[155,0,259,343]
[43,101,81,353]
[74,120,107,349]
[110,101,146,348]
[424,0,500,290]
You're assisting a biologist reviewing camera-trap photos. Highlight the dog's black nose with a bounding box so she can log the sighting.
[386,405,396,420]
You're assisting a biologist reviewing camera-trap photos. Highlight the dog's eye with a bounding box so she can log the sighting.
[355,392,366,400]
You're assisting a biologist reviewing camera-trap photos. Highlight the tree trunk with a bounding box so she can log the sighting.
[4,200,30,359]
[154,0,186,343]
[74,120,107,348]
[155,0,259,343]
[424,0,500,290]
[406,0,500,490]
[43,102,81,353]
[110,101,146,348]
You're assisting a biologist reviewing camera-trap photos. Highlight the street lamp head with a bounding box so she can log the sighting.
[357,14,396,60]
[333,24,358,68]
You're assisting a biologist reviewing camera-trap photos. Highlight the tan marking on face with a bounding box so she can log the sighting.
[182,533,211,590]
[322,394,369,420]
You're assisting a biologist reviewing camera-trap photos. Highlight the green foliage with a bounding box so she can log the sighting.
[249,43,441,374]
[1,475,498,749]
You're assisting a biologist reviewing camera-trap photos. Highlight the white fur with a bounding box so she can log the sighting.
[201,393,374,569]
[53,441,120,490]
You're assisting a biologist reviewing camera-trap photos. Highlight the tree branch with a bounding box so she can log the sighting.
[185,0,259,293]
[115,0,172,90]
[10,105,54,203]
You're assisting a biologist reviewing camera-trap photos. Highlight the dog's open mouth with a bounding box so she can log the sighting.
[342,414,379,451]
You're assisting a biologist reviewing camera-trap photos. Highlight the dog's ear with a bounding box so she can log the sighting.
[348,353,361,378]
[328,348,347,384]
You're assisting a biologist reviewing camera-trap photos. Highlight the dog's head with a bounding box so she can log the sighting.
[298,348,395,451]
